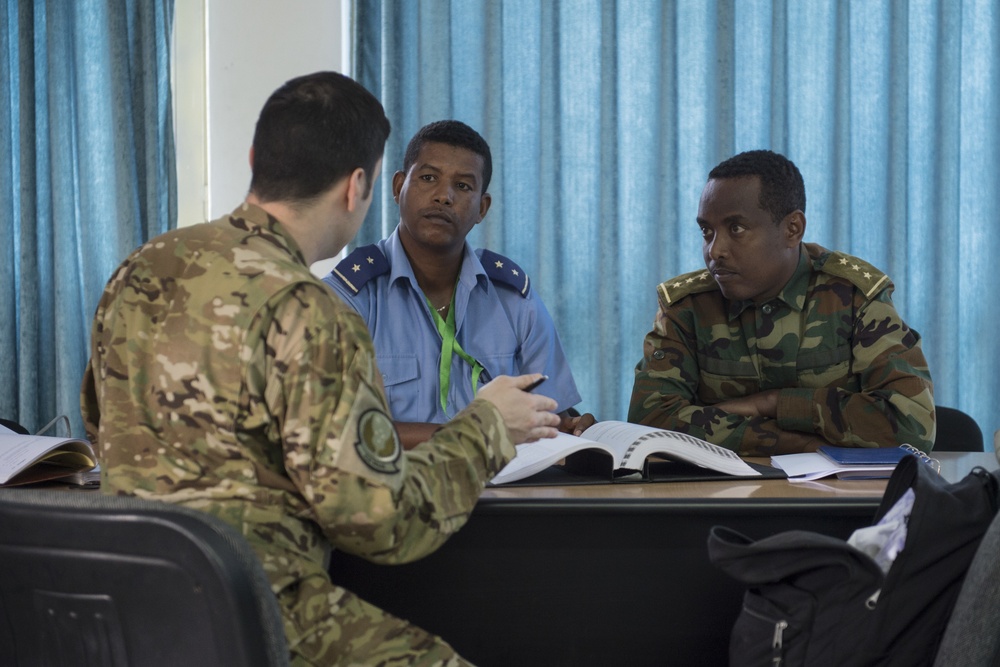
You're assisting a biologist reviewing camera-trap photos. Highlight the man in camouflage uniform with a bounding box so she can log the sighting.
[629,150,934,456]
[81,71,560,666]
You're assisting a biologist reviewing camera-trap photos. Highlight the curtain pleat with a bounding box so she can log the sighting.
[1,0,175,436]
[357,0,999,440]
[1,1,991,445]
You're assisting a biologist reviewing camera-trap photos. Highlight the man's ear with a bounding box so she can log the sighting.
[248,146,254,169]
[784,210,806,246]
[476,192,492,224]
[391,171,405,202]
[345,167,367,213]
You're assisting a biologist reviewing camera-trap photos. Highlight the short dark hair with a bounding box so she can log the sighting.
[708,149,806,222]
[250,71,391,204]
[402,120,493,193]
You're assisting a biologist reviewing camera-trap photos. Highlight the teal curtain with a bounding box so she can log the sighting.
[355,0,1000,446]
[0,0,175,436]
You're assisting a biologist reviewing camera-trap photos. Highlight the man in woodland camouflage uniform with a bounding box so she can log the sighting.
[629,150,934,456]
[81,72,559,666]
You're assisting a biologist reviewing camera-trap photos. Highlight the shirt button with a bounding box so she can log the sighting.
[652,350,666,360]
[762,304,774,315]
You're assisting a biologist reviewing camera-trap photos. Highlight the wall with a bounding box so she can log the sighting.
[172,0,349,276]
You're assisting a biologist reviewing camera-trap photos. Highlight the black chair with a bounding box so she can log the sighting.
[933,509,1000,666]
[933,406,984,452]
[0,489,289,666]
[0,418,29,434]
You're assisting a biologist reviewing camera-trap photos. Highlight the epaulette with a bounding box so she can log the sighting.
[816,250,891,300]
[476,249,530,297]
[330,244,389,294]
[657,269,718,306]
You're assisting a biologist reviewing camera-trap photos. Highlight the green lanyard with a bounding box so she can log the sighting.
[427,292,485,415]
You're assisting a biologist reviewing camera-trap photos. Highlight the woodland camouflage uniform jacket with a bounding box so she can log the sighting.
[629,243,935,456]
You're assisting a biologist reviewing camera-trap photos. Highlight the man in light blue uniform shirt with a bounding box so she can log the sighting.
[325,120,592,447]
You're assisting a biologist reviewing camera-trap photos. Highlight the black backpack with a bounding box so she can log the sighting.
[707,455,1000,667]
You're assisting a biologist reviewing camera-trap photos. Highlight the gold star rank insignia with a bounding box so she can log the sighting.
[820,248,890,300]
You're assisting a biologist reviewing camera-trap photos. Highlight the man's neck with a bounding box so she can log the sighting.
[399,231,464,301]
[245,192,342,266]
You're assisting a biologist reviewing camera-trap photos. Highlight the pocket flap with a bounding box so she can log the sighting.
[376,355,419,387]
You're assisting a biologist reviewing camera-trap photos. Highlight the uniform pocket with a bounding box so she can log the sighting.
[375,354,419,387]
[374,354,420,414]
[731,589,812,667]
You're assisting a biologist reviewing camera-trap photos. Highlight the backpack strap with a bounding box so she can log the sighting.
[330,245,389,294]
[477,249,531,297]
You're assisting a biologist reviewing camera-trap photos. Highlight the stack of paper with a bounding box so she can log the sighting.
[771,445,909,482]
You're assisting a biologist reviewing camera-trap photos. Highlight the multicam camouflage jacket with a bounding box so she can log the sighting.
[629,243,935,455]
[81,202,516,593]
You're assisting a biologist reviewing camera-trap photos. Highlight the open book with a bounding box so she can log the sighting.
[0,423,98,486]
[490,420,761,485]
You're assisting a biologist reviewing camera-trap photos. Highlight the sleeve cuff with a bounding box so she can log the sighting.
[776,387,820,432]
[458,398,518,471]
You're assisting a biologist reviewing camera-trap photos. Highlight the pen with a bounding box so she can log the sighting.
[524,375,548,392]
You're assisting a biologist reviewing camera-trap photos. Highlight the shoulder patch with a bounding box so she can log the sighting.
[331,245,389,294]
[477,249,530,297]
[817,251,891,299]
[657,269,718,306]
[355,409,402,474]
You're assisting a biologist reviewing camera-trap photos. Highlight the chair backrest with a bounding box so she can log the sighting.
[934,406,984,452]
[933,508,1000,666]
[0,489,289,667]
[0,418,29,434]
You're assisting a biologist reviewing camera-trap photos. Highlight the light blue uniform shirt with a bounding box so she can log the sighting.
[323,227,581,423]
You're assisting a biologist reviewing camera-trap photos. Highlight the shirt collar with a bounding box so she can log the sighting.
[385,224,487,292]
[230,202,308,266]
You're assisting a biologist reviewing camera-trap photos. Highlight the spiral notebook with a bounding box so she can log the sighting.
[819,444,940,469]
[490,421,771,486]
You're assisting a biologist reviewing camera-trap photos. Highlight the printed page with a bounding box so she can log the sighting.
[0,434,97,484]
[491,433,613,485]
[771,452,896,482]
[582,421,760,477]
